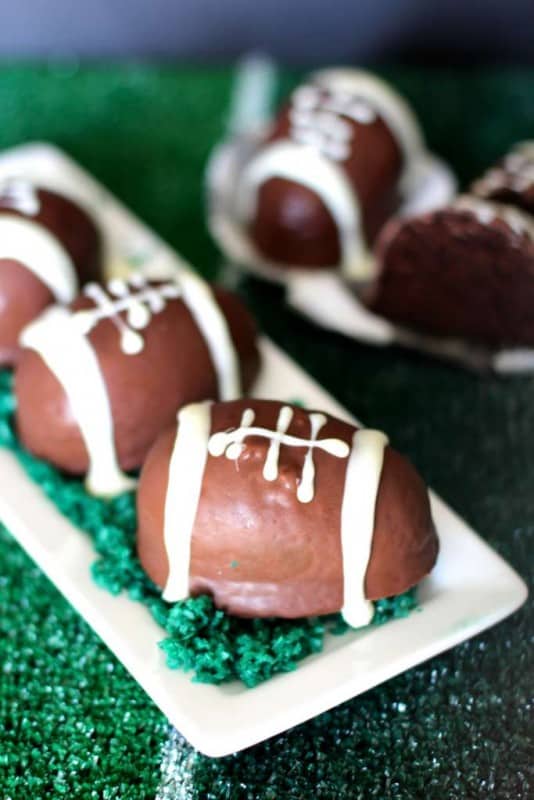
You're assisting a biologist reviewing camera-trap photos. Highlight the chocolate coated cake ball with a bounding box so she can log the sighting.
[137,399,438,625]
[0,179,103,365]
[368,196,534,347]
[227,69,425,280]
[15,273,260,495]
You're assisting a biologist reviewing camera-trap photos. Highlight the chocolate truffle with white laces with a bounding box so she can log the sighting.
[233,69,425,280]
[136,399,438,625]
[15,273,260,496]
[367,195,534,346]
[0,178,102,365]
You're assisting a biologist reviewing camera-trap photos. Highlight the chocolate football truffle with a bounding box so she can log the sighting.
[0,178,102,366]
[471,141,534,217]
[15,273,260,496]
[367,196,534,347]
[229,69,425,280]
[137,399,438,626]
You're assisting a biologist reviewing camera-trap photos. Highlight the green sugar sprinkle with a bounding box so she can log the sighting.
[0,369,417,687]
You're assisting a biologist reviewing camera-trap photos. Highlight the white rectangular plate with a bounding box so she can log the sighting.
[0,144,527,758]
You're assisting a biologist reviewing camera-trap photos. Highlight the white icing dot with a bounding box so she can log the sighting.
[477,206,495,225]
[207,431,229,457]
[129,272,147,288]
[127,300,151,330]
[120,328,144,355]
[108,278,128,297]
[350,100,376,124]
[292,85,322,110]
[242,408,255,426]
[145,290,166,314]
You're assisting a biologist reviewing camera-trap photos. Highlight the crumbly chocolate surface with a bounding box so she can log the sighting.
[370,203,534,346]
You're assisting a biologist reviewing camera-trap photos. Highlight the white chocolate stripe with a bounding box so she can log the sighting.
[20,307,136,496]
[239,140,371,280]
[264,405,293,481]
[340,429,388,628]
[178,270,242,400]
[298,412,328,503]
[162,401,212,602]
[0,215,77,303]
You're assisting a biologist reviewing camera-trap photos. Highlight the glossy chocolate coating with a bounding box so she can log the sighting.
[15,285,260,476]
[137,399,438,619]
[0,259,54,364]
[368,206,534,347]
[249,97,403,269]
[0,187,103,366]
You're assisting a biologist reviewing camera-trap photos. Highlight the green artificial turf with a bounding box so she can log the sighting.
[0,64,533,799]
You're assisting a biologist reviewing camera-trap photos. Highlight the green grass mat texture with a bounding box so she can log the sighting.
[0,64,532,799]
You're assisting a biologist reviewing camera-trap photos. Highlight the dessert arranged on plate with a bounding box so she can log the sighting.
[207,67,534,369]
[3,66,531,682]
[208,67,439,283]
[367,144,534,350]
[16,272,259,494]
[0,159,439,682]
[137,398,437,627]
